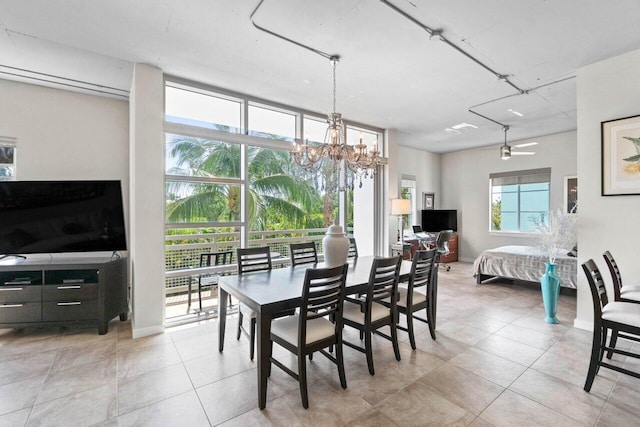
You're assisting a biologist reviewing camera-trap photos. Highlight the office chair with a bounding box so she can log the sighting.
[434,230,454,271]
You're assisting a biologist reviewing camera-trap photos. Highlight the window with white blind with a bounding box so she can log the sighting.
[490,168,551,232]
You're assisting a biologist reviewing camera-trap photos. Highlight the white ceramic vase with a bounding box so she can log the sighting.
[323,222,349,267]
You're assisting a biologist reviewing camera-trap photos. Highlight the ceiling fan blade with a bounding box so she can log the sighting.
[513,142,538,148]
[511,151,535,155]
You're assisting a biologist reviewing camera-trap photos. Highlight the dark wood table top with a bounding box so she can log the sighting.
[218,255,412,315]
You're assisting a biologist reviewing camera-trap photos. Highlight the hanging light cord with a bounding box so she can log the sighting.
[250,0,336,60]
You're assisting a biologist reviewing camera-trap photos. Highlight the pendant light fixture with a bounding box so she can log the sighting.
[291,56,381,191]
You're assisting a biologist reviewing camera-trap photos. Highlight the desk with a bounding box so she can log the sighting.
[218,256,412,409]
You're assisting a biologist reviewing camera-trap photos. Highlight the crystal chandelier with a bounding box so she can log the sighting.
[292,56,382,191]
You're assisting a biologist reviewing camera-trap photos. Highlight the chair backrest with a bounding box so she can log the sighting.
[290,242,318,267]
[408,249,437,295]
[237,247,272,274]
[200,251,233,267]
[348,237,359,259]
[365,256,402,315]
[603,251,623,301]
[435,230,453,255]
[299,264,348,345]
[582,259,608,322]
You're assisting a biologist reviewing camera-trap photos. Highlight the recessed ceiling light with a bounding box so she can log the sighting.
[451,122,478,130]
[508,109,524,117]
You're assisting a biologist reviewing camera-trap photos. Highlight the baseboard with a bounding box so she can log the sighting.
[132,323,165,338]
[459,257,475,263]
[573,318,592,331]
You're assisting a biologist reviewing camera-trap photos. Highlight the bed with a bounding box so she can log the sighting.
[473,245,577,289]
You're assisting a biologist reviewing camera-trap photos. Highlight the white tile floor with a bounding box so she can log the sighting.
[1,262,638,426]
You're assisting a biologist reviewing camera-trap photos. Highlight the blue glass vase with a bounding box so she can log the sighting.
[540,262,561,324]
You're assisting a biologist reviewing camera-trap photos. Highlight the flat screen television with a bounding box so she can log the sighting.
[421,209,457,232]
[0,180,127,255]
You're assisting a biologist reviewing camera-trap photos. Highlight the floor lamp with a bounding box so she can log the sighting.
[391,199,411,247]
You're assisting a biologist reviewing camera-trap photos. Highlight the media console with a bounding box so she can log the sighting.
[0,257,127,334]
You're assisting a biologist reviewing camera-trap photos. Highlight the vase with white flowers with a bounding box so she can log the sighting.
[533,208,577,324]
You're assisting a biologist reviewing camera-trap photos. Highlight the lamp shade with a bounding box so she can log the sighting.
[391,199,411,215]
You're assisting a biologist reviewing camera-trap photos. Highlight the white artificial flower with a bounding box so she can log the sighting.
[533,208,577,264]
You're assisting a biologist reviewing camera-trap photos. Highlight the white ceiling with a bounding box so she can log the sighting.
[1,0,640,152]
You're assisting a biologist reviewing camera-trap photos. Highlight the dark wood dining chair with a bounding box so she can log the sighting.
[581,259,640,392]
[342,256,402,375]
[347,237,359,259]
[269,264,348,408]
[290,242,318,267]
[236,247,272,360]
[189,250,233,312]
[603,251,640,303]
[602,251,640,359]
[387,248,438,349]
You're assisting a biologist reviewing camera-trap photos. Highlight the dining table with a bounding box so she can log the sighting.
[217,255,412,409]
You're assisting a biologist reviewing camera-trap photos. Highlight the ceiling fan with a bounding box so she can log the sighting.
[500,126,536,160]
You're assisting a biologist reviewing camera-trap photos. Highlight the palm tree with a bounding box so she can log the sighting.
[165,135,322,231]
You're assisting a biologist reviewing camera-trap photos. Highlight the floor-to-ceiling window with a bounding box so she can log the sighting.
[163,78,385,321]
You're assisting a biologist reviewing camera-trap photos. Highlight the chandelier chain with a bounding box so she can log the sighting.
[332,58,337,115]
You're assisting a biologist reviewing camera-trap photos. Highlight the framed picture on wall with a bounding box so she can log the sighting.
[564,176,577,214]
[602,114,640,196]
[422,192,435,210]
[0,137,16,182]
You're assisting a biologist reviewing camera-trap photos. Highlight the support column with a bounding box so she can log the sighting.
[129,63,165,338]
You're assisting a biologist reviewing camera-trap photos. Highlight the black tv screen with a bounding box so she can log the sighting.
[421,209,457,232]
[0,181,127,255]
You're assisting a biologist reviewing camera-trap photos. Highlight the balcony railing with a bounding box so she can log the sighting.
[165,227,341,298]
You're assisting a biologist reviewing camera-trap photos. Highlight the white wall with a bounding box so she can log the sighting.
[575,48,640,330]
[0,79,129,182]
[397,145,441,211]
[440,131,577,261]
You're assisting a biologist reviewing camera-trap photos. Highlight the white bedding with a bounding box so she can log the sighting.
[473,245,577,289]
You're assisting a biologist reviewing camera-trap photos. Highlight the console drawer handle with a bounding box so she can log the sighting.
[0,303,24,308]
[57,285,82,290]
[62,279,85,284]
[4,281,31,285]
[0,287,24,291]
[57,302,82,306]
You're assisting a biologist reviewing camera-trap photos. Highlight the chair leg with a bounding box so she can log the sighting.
[359,330,364,341]
[267,340,273,377]
[390,323,401,362]
[584,326,602,392]
[365,329,375,376]
[198,285,203,311]
[299,351,309,409]
[237,311,243,340]
[336,339,347,389]
[426,304,436,340]
[607,328,618,360]
[250,318,256,361]
[187,281,192,310]
[406,312,416,350]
